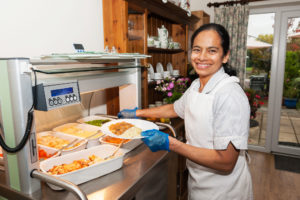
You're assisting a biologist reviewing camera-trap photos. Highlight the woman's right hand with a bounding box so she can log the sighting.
[117,107,138,119]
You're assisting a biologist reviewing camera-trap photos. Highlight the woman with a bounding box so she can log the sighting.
[118,23,253,200]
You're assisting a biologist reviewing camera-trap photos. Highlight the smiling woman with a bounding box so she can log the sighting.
[190,29,229,90]
[119,23,253,200]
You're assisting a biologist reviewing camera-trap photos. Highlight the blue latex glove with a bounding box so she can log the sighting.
[141,129,170,152]
[117,107,138,119]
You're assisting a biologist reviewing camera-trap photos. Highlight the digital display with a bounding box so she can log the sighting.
[51,87,73,97]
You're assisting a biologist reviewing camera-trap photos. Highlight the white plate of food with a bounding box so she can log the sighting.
[100,119,158,139]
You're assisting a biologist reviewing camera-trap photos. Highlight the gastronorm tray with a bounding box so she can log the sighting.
[99,136,143,154]
[37,131,87,155]
[39,144,124,190]
[38,145,61,160]
[53,123,102,148]
[77,115,115,128]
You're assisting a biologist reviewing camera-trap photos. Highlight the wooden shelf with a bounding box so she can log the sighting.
[126,0,199,25]
[148,47,184,54]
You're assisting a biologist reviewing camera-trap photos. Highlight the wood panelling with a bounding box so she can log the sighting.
[103,0,203,108]
[103,0,129,115]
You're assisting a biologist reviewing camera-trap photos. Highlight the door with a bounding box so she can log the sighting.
[246,5,300,156]
[271,11,300,156]
[246,12,275,152]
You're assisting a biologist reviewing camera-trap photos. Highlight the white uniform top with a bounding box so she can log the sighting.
[174,68,253,200]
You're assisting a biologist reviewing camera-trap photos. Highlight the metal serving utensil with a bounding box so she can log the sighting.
[103,140,124,160]
[48,130,105,158]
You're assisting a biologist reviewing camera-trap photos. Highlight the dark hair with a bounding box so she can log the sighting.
[191,23,236,76]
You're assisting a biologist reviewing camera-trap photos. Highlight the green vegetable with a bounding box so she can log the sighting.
[85,119,111,127]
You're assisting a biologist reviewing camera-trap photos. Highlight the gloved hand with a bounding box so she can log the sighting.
[141,129,170,152]
[117,107,138,119]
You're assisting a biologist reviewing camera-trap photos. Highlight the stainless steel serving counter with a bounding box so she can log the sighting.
[0,143,174,200]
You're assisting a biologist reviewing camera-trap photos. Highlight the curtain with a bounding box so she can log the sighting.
[214,5,249,87]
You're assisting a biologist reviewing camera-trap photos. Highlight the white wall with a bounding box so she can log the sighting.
[0,0,104,58]
[190,0,224,22]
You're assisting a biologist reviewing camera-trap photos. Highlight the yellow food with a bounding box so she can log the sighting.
[57,126,102,139]
[37,135,82,150]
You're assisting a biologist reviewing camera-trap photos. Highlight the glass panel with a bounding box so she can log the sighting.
[246,13,275,147]
[279,17,300,149]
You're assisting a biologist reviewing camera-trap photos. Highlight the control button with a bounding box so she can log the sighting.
[66,97,70,102]
[58,97,62,104]
[53,98,58,105]
[49,99,54,106]
[73,95,77,101]
[70,96,73,101]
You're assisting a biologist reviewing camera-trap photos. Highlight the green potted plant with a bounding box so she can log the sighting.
[283,78,300,108]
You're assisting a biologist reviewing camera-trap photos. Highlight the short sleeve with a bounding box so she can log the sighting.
[212,83,250,150]
[173,87,190,119]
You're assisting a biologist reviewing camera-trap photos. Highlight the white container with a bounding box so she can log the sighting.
[77,115,114,128]
[161,40,168,49]
[99,136,143,154]
[155,101,163,107]
[37,131,87,155]
[38,145,61,160]
[40,144,124,190]
[154,72,162,80]
[154,40,161,48]
[172,69,180,77]
[53,123,102,148]
[163,71,171,79]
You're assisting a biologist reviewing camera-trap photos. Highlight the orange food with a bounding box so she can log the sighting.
[102,136,130,144]
[47,155,104,175]
[0,153,3,157]
[109,122,134,135]
[38,148,54,160]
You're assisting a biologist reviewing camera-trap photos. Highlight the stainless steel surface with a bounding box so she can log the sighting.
[28,144,169,200]
[155,122,177,138]
[3,58,41,193]
[31,169,87,200]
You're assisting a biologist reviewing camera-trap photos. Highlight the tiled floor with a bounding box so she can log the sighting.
[249,107,300,147]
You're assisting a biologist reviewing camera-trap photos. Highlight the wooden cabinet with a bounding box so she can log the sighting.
[103,0,200,108]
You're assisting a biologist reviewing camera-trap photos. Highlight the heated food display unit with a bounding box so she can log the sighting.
[0,54,178,199]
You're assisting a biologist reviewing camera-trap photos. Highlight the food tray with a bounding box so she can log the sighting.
[99,136,143,154]
[37,131,87,155]
[40,144,124,190]
[53,123,102,148]
[77,115,115,128]
[38,145,61,160]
